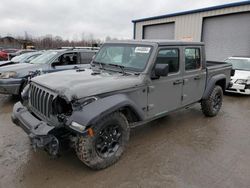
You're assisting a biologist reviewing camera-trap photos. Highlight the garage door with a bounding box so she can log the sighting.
[143,23,175,40]
[202,12,250,61]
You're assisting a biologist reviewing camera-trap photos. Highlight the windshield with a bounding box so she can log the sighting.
[30,51,58,64]
[11,53,31,62]
[94,44,152,71]
[226,58,250,71]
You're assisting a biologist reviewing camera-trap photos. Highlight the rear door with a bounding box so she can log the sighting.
[182,47,206,106]
[147,47,183,118]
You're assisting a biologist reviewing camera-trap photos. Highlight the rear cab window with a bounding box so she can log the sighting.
[185,48,201,71]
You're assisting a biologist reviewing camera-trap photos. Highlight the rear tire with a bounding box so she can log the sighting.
[201,85,223,117]
[75,112,130,170]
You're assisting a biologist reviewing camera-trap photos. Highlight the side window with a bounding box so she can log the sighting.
[80,52,95,64]
[185,48,201,71]
[54,52,78,66]
[156,49,179,73]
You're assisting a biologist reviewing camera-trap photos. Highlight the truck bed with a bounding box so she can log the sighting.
[206,61,231,69]
[206,61,232,89]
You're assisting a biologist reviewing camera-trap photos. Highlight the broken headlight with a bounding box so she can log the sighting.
[53,97,73,116]
[235,79,250,85]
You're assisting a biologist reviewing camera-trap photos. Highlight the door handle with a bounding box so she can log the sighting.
[173,80,183,85]
[194,76,201,80]
[74,66,79,69]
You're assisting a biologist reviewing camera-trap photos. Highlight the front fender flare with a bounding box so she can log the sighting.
[66,94,145,128]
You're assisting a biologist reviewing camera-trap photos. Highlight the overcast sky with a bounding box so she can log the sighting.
[0,0,240,40]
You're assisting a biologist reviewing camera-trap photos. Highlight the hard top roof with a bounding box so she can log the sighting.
[105,40,204,46]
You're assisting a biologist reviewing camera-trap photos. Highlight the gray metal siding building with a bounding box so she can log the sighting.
[132,1,250,61]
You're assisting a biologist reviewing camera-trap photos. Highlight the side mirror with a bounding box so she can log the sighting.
[51,61,60,67]
[154,64,169,77]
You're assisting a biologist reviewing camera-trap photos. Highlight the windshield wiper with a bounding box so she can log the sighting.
[92,61,105,70]
[108,63,126,75]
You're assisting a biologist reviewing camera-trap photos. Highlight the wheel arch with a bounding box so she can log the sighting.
[119,105,142,124]
[66,94,145,129]
[202,74,226,100]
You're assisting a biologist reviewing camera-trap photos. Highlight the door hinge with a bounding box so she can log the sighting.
[181,94,187,101]
[147,104,154,111]
[147,86,155,93]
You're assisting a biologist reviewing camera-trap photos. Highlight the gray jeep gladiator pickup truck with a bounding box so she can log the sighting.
[12,40,232,170]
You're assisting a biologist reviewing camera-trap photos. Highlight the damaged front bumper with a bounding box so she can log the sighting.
[11,102,60,156]
[226,83,250,95]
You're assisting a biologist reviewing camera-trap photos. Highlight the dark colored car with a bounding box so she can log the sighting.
[0,48,97,96]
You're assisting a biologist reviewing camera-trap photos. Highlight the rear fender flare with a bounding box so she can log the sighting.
[202,74,226,100]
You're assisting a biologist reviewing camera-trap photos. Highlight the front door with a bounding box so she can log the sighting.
[182,47,206,106]
[147,47,183,118]
[50,52,81,72]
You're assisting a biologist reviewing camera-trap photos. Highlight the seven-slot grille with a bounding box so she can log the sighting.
[29,83,55,118]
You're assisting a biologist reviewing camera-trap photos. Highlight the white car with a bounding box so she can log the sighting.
[226,57,250,95]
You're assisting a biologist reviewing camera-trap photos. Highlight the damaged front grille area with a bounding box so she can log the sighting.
[29,83,56,120]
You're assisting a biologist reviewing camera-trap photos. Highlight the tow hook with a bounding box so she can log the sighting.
[30,134,60,157]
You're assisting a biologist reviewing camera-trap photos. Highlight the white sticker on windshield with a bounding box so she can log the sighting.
[135,47,151,54]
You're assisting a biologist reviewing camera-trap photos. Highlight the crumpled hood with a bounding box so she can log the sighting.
[32,69,145,100]
[232,70,250,80]
[0,63,39,76]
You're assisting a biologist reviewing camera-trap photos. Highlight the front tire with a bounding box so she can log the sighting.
[201,85,223,117]
[75,112,130,170]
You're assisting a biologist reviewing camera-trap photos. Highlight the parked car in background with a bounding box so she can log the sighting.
[0,51,43,67]
[226,57,250,95]
[8,49,37,59]
[0,50,8,61]
[1,49,19,60]
[12,40,232,170]
[0,48,97,96]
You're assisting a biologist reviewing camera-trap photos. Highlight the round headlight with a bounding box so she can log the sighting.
[52,97,73,115]
[235,79,247,85]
